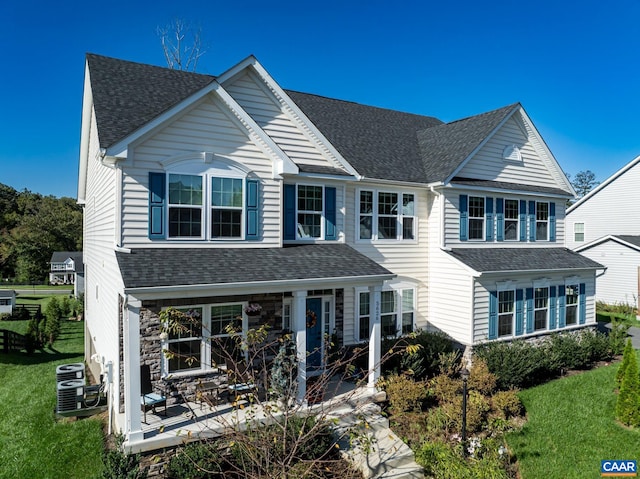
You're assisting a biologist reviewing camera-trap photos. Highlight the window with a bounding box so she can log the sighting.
[168,174,203,238]
[574,223,585,242]
[565,284,579,325]
[498,290,515,337]
[357,287,415,340]
[358,190,416,241]
[381,291,397,336]
[297,185,323,238]
[468,196,485,240]
[0,299,10,306]
[534,288,549,331]
[210,303,243,367]
[282,300,292,331]
[358,291,370,341]
[211,177,243,238]
[401,289,415,334]
[166,307,203,373]
[536,202,549,241]
[504,199,519,241]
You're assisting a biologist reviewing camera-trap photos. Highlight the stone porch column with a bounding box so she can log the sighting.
[123,296,143,444]
[293,290,307,404]
[368,284,382,390]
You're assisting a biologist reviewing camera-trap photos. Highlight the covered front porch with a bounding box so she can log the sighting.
[114,244,395,451]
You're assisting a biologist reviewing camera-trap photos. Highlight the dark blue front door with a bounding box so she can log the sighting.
[306,298,323,372]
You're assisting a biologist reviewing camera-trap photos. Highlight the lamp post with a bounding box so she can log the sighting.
[460,367,470,457]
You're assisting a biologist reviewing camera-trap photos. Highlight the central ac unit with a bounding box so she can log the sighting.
[56,363,85,382]
[56,379,85,413]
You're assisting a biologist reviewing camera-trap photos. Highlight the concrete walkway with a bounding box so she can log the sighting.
[598,322,640,349]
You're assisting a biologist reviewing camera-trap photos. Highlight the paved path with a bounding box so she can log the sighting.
[598,322,640,349]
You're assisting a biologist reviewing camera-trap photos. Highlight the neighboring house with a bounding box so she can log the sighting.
[78,53,602,451]
[0,290,16,315]
[566,155,640,306]
[49,251,85,298]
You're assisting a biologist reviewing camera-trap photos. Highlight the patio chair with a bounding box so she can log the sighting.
[140,364,166,423]
[226,356,258,404]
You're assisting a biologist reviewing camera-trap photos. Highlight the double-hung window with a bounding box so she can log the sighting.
[165,307,203,373]
[498,290,515,337]
[168,174,204,238]
[504,199,519,241]
[358,190,415,241]
[297,185,323,238]
[468,196,485,240]
[565,285,579,325]
[534,287,549,331]
[574,223,585,242]
[536,202,549,241]
[283,184,336,241]
[357,287,415,340]
[210,303,243,367]
[211,178,243,238]
[357,291,371,341]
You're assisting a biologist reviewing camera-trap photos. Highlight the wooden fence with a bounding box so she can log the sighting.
[0,329,26,353]
[11,304,41,320]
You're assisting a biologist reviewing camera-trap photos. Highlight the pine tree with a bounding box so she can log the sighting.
[616,339,634,387]
[44,296,62,346]
[616,345,640,427]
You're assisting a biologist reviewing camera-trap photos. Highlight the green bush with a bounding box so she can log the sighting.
[616,339,634,387]
[468,358,497,395]
[416,439,509,479]
[615,343,640,427]
[441,390,490,434]
[383,330,455,380]
[382,374,429,413]
[0,312,11,321]
[430,373,462,404]
[490,390,523,419]
[102,434,148,479]
[166,441,223,479]
[579,328,614,363]
[44,296,62,346]
[546,333,588,371]
[609,319,630,356]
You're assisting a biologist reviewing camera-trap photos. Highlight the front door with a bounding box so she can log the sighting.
[306,298,323,373]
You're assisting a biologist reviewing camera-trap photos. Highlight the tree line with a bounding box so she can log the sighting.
[0,183,82,283]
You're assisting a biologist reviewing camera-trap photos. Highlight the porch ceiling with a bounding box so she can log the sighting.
[116,244,394,290]
[446,247,604,275]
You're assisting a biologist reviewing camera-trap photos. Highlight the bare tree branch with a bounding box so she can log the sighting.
[156,18,207,72]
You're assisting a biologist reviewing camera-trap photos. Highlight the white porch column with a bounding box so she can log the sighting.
[293,290,308,404]
[368,285,382,390]
[123,297,143,443]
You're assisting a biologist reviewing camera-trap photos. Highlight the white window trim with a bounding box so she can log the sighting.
[573,222,585,242]
[295,183,325,240]
[503,198,520,242]
[533,286,550,331]
[166,168,247,241]
[497,288,516,338]
[160,302,249,378]
[564,283,580,326]
[355,287,371,342]
[467,195,485,242]
[535,201,550,242]
[356,188,418,243]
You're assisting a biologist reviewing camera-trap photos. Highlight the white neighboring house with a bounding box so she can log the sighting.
[566,155,640,307]
[0,290,16,315]
[78,53,603,452]
[49,251,85,298]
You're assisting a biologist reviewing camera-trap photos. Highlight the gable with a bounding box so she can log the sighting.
[457,113,568,191]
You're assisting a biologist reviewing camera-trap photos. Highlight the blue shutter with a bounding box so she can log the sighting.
[549,202,556,242]
[488,290,498,340]
[525,288,534,334]
[519,200,527,242]
[579,283,586,324]
[549,286,557,329]
[485,197,494,241]
[283,184,296,240]
[245,179,259,240]
[528,201,536,242]
[558,287,566,328]
[459,195,468,241]
[148,172,166,239]
[496,198,504,242]
[324,187,336,240]
[515,289,524,336]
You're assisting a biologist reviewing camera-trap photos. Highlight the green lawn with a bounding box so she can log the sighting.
[506,359,640,478]
[0,320,104,479]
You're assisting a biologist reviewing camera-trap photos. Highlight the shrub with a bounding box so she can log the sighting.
[166,441,223,479]
[615,344,640,427]
[441,390,490,434]
[579,328,613,363]
[438,350,462,377]
[468,358,497,395]
[44,296,62,346]
[0,313,11,321]
[383,330,455,380]
[60,295,71,317]
[546,333,588,371]
[616,339,634,387]
[416,439,509,479]
[102,434,148,479]
[490,390,523,419]
[383,374,429,413]
[430,374,461,404]
[609,319,630,356]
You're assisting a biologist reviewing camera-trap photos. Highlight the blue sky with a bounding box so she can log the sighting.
[2,0,640,198]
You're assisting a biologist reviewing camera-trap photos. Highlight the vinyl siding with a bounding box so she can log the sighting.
[566,162,640,250]
[457,115,560,189]
[578,241,640,307]
[83,107,125,416]
[224,70,344,172]
[343,182,429,343]
[121,94,281,248]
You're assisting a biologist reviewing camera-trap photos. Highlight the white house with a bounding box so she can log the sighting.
[78,53,602,452]
[0,290,16,316]
[49,251,85,298]
[566,155,640,306]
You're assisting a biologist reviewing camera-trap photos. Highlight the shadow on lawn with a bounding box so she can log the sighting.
[0,349,81,366]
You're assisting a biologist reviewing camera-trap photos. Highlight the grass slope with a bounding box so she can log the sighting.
[506,360,640,479]
[0,320,104,479]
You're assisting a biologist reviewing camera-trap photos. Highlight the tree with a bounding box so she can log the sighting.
[157,19,206,72]
[570,170,599,199]
[616,339,634,387]
[615,343,640,427]
[44,296,62,346]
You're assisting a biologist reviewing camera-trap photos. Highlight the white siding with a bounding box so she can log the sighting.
[122,94,282,248]
[83,108,125,417]
[343,182,429,343]
[224,70,345,172]
[579,241,640,307]
[566,162,640,250]
[458,115,560,189]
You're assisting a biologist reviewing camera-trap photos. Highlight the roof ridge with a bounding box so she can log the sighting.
[86,52,216,80]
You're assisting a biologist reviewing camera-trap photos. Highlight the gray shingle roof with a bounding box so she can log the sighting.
[446,247,603,273]
[116,244,393,289]
[451,178,572,196]
[50,252,84,272]
[613,235,640,248]
[0,290,15,298]
[87,54,215,149]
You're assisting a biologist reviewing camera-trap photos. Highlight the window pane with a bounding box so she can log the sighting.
[534,288,548,331]
[498,291,514,337]
[168,340,201,371]
[378,192,398,215]
[382,314,397,336]
[378,217,397,239]
[359,292,370,316]
[403,217,414,240]
[469,218,484,240]
[402,312,413,334]
[169,174,202,206]
[504,200,518,219]
[402,289,414,311]
[211,304,242,335]
[211,177,243,208]
[566,305,578,325]
[212,209,242,238]
[381,291,395,314]
[359,316,370,341]
[504,200,518,241]
[402,194,414,215]
[298,213,322,238]
[360,191,373,214]
[536,203,549,220]
[469,197,485,218]
[360,216,372,239]
[169,207,202,237]
[574,223,584,242]
[298,185,323,212]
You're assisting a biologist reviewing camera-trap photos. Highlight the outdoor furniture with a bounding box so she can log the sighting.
[226,357,258,404]
[140,364,166,423]
[196,379,223,409]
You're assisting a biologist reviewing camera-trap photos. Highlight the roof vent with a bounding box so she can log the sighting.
[503,144,522,162]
